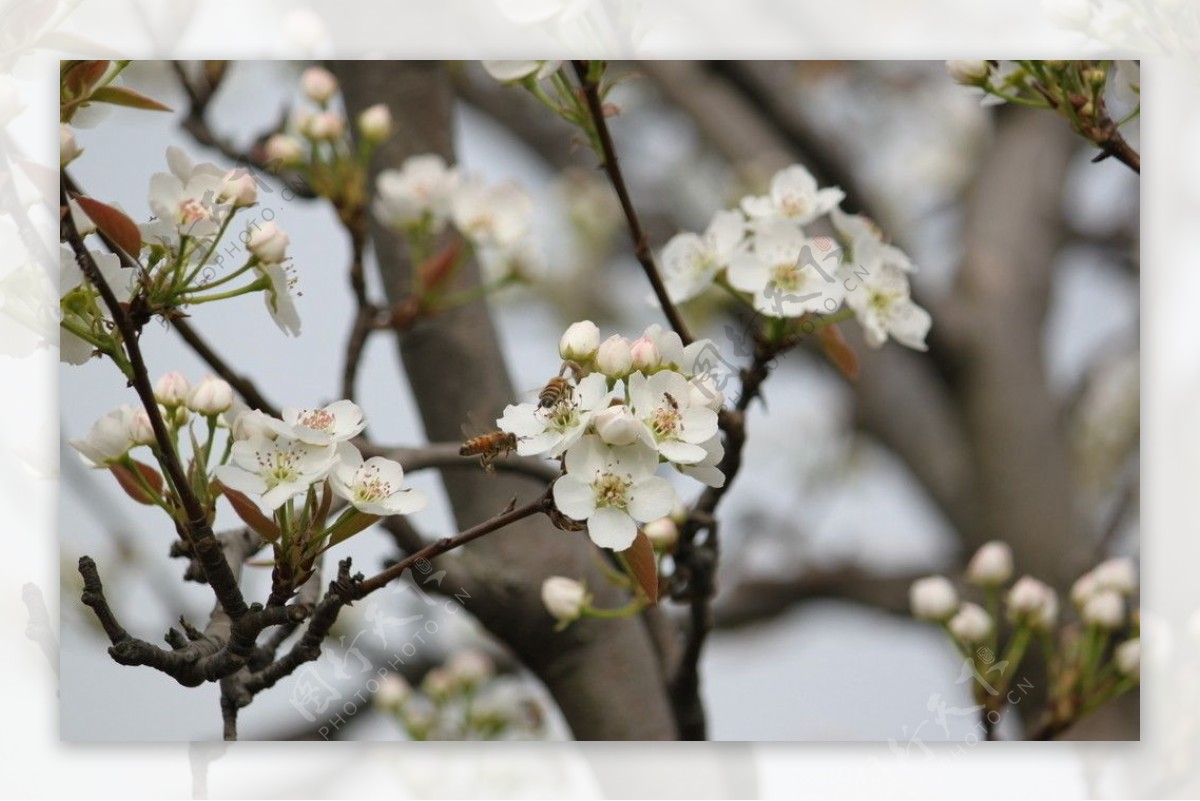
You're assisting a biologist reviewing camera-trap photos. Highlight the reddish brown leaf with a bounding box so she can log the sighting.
[417,239,462,295]
[217,482,281,543]
[109,459,163,505]
[71,195,141,257]
[621,530,659,604]
[63,60,110,96]
[819,324,860,381]
[89,85,173,113]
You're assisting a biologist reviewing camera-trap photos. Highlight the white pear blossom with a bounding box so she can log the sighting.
[740,164,844,228]
[146,147,229,244]
[154,372,190,407]
[252,260,301,336]
[1071,571,1098,607]
[1115,638,1140,678]
[727,221,845,318]
[842,262,931,350]
[559,320,600,362]
[946,60,991,86]
[60,124,81,166]
[657,209,745,304]
[329,443,427,516]
[374,154,460,233]
[375,673,412,709]
[1007,576,1057,629]
[910,575,959,621]
[248,222,290,264]
[446,649,494,689]
[498,372,610,457]
[640,324,717,377]
[592,404,642,447]
[215,434,337,510]
[948,602,993,643]
[628,370,719,465]
[187,375,234,415]
[1082,589,1125,629]
[230,408,283,441]
[677,433,726,488]
[357,103,392,143]
[218,169,258,208]
[966,541,1014,586]
[541,576,587,624]
[595,335,633,377]
[300,66,338,103]
[482,60,562,83]
[451,180,533,251]
[70,406,137,466]
[305,109,345,140]
[643,516,679,550]
[265,134,306,166]
[277,400,367,445]
[830,207,914,274]
[128,409,156,446]
[1091,557,1137,595]
[553,435,677,550]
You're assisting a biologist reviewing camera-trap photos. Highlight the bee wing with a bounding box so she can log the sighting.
[462,407,502,439]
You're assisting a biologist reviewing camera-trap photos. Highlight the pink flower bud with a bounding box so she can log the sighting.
[219,169,258,207]
[247,222,290,263]
[305,110,345,140]
[593,404,641,446]
[300,66,338,103]
[595,335,633,377]
[187,375,234,415]
[629,335,662,373]
[154,371,190,406]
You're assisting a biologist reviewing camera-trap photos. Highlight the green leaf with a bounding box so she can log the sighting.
[324,508,380,551]
[89,85,172,113]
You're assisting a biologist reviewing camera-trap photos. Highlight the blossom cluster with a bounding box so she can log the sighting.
[374,649,546,740]
[910,542,1140,715]
[71,375,426,554]
[60,144,301,367]
[497,320,725,551]
[372,152,542,285]
[656,163,931,351]
[265,66,392,166]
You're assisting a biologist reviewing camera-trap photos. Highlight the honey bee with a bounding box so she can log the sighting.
[459,429,517,473]
[539,375,573,409]
[662,391,679,410]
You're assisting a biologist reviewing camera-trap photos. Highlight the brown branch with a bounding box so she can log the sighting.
[171,318,280,417]
[669,330,782,739]
[571,60,694,347]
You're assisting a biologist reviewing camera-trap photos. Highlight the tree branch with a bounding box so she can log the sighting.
[571,60,694,346]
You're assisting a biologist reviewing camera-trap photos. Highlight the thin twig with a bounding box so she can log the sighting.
[172,318,281,417]
[339,218,377,403]
[571,60,694,346]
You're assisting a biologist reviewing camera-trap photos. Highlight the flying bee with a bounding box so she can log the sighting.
[459,430,517,473]
[539,376,573,409]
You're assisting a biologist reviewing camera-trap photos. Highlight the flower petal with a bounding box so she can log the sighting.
[553,474,596,520]
[628,476,676,523]
[587,507,638,550]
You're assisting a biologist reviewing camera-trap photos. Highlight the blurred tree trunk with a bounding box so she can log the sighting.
[332,61,677,740]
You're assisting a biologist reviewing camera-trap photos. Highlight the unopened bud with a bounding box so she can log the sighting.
[595,335,633,377]
[300,66,338,104]
[559,320,600,362]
